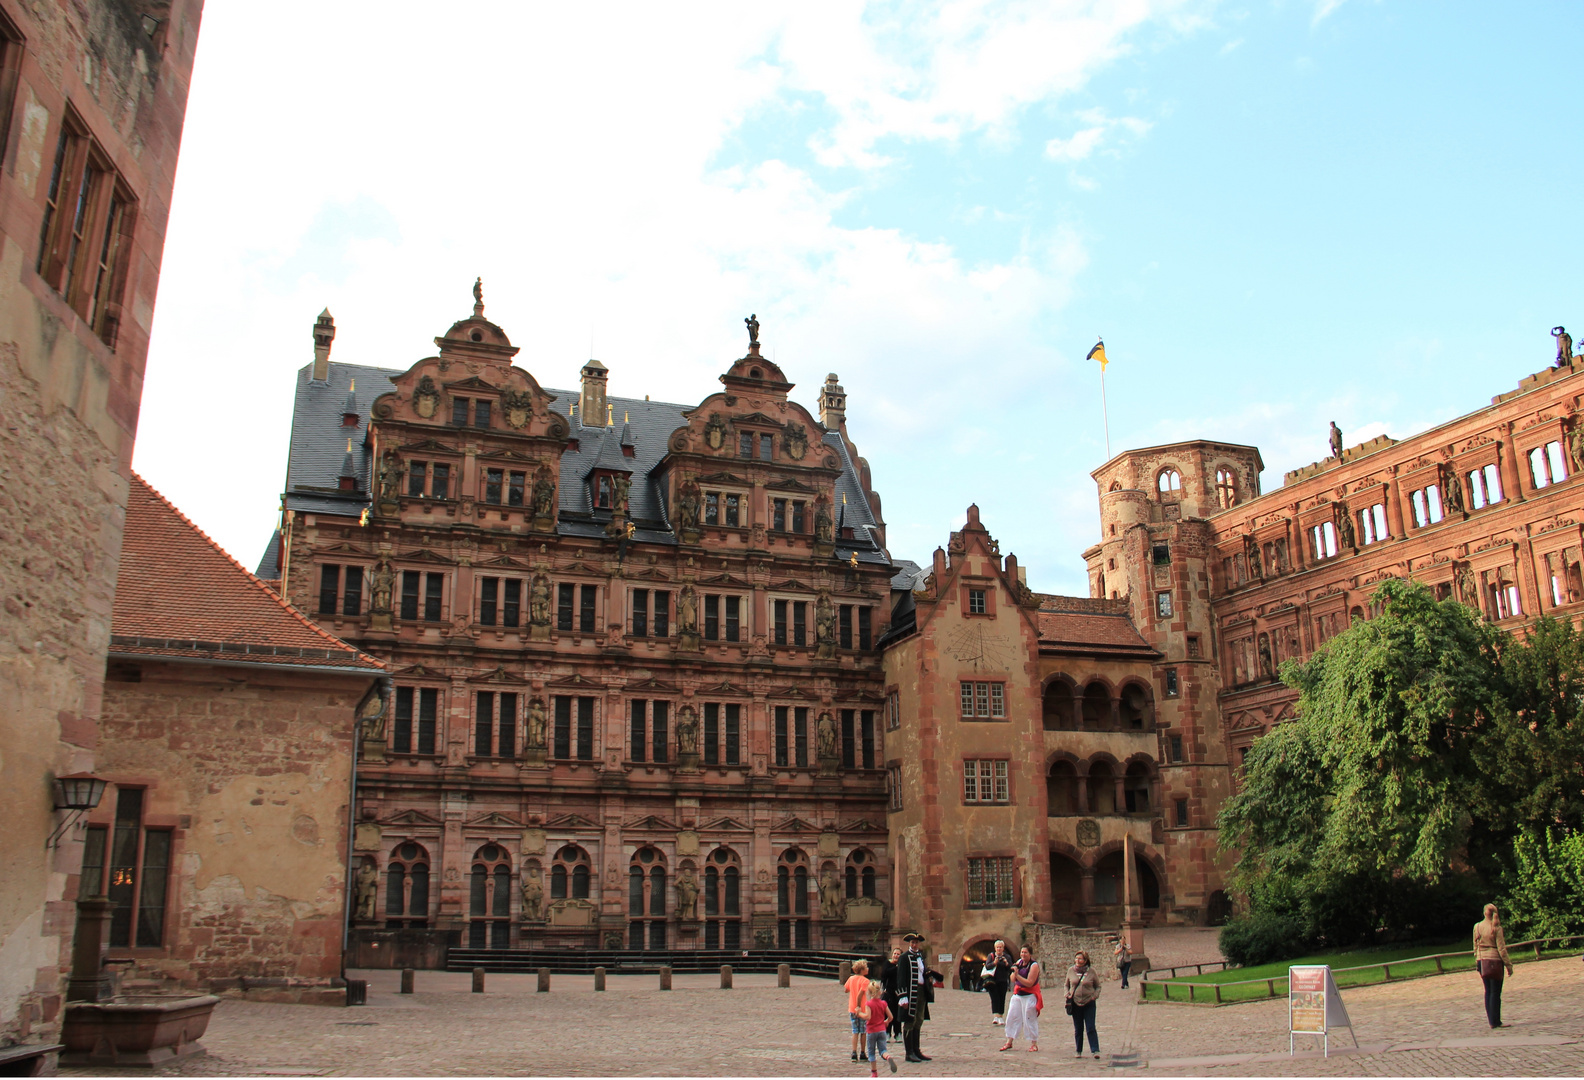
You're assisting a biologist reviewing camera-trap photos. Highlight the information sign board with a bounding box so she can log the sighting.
[1287,965,1357,1057]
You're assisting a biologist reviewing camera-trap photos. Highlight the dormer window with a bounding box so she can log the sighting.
[596,475,612,509]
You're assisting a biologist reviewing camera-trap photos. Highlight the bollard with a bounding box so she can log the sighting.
[472,967,485,993]
[778,963,791,988]
[838,959,852,983]
[400,968,415,995]
[720,964,733,989]
[537,967,551,993]
[659,965,672,991]
[594,966,606,992]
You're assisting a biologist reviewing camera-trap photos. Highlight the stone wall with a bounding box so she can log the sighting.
[94,659,365,990]
[1023,922,1119,985]
[0,0,201,1049]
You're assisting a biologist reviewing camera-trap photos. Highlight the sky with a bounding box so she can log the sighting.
[133,0,1584,595]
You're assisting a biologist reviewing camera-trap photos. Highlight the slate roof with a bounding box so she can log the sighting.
[276,361,888,564]
[116,474,385,672]
[889,558,927,592]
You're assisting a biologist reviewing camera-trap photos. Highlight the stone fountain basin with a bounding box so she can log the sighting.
[61,994,218,1067]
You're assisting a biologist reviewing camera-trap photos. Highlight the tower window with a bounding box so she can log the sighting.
[1157,470,1182,499]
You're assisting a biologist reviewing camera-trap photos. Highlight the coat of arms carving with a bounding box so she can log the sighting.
[413,375,440,419]
[503,390,533,429]
[782,421,808,461]
[704,413,730,451]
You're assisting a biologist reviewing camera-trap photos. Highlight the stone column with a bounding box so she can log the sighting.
[67,896,116,1002]
[1385,468,1406,540]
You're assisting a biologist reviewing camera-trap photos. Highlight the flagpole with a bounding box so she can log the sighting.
[1100,359,1111,460]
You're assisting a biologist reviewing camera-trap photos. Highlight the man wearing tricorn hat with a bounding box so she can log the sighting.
[898,932,943,1063]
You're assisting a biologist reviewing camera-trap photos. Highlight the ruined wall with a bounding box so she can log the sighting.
[0,0,202,1048]
[92,660,359,992]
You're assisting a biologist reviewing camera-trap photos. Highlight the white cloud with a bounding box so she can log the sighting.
[1312,0,1347,26]
[1044,109,1153,163]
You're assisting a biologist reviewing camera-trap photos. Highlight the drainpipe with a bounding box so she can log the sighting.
[343,677,391,987]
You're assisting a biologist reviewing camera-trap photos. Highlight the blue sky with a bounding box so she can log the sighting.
[135,1,1584,594]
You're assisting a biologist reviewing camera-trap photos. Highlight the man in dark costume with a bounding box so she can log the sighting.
[899,932,943,1063]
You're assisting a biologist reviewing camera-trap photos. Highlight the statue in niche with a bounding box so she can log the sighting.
[357,687,387,743]
[819,868,844,920]
[675,479,701,530]
[1440,465,1465,514]
[377,452,402,503]
[745,313,760,347]
[1568,426,1584,476]
[1258,633,1274,678]
[1457,564,1478,605]
[1554,326,1574,368]
[677,706,699,755]
[355,860,378,921]
[530,464,556,519]
[1244,535,1262,579]
[678,585,698,633]
[521,867,544,921]
[675,869,700,920]
[369,558,394,615]
[529,574,551,626]
[816,710,838,760]
[1336,504,1356,548]
[525,696,547,749]
[815,499,834,544]
[1329,421,1343,460]
[815,593,835,646]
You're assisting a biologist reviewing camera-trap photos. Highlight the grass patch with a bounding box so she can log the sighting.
[1140,940,1581,1004]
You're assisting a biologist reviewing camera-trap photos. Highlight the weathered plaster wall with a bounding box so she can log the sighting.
[94,661,361,988]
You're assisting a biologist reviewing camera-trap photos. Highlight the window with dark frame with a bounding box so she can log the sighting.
[579,584,597,633]
[886,690,900,731]
[475,690,518,758]
[407,461,427,498]
[431,463,450,499]
[81,788,172,948]
[0,12,23,173]
[773,499,786,531]
[792,500,805,533]
[758,433,773,460]
[557,583,575,631]
[1165,669,1179,697]
[473,400,491,428]
[484,468,503,504]
[502,579,521,627]
[724,595,740,641]
[479,577,498,626]
[654,591,669,636]
[652,700,669,763]
[725,494,740,527]
[1169,734,1184,762]
[400,571,420,621]
[342,566,362,616]
[508,470,525,506]
[423,573,444,621]
[739,432,753,457]
[318,565,340,615]
[887,765,903,811]
[838,605,852,649]
[965,856,1015,907]
[632,588,648,637]
[1174,798,1189,827]
[452,397,469,426]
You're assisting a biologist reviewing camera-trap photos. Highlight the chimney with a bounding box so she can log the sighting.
[341,379,359,427]
[311,309,336,382]
[580,360,608,430]
[820,373,846,430]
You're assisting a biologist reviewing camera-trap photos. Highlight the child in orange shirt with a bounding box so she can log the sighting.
[844,960,872,1062]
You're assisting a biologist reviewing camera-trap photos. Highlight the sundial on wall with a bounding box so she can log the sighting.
[945,622,1013,671]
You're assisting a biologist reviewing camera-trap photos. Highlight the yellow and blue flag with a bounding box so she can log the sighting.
[1087,338,1108,372]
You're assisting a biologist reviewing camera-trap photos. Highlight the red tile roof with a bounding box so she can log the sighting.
[111,474,383,672]
[1037,610,1157,655]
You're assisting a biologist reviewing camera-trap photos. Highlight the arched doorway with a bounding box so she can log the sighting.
[1050,852,1082,923]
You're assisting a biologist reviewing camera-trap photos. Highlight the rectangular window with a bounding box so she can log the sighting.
[554,696,572,759]
[503,579,521,627]
[476,691,495,757]
[580,584,597,633]
[860,709,875,770]
[1531,441,1569,489]
[704,595,719,641]
[963,760,1010,804]
[775,705,789,767]
[959,681,1005,720]
[968,588,987,614]
[508,471,526,507]
[725,494,740,527]
[432,463,450,499]
[632,588,649,637]
[1411,485,1443,528]
[407,461,427,497]
[1156,591,1173,618]
[724,704,740,766]
[400,571,420,621]
[887,691,900,731]
[1175,798,1189,827]
[759,433,773,460]
[452,397,469,426]
[774,599,788,645]
[557,583,575,631]
[858,608,872,650]
[725,596,740,642]
[498,692,516,758]
[888,765,903,811]
[417,688,438,755]
[704,703,720,766]
[794,706,809,768]
[1359,502,1389,545]
[793,601,807,647]
[792,501,806,533]
[1491,580,1523,620]
[577,697,594,759]
[318,565,340,615]
[739,432,753,457]
[424,573,444,622]
[479,577,498,626]
[90,189,128,346]
[631,700,647,762]
[653,591,670,637]
[705,492,719,525]
[484,468,503,504]
[95,788,173,948]
[773,499,786,531]
[474,400,491,428]
[841,709,855,769]
[652,700,669,764]
[839,605,852,649]
[966,856,1015,907]
[342,566,363,616]
[394,687,414,753]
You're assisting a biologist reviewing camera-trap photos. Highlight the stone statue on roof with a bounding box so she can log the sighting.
[1554,326,1574,368]
[1328,421,1343,460]
[745,313,760,347]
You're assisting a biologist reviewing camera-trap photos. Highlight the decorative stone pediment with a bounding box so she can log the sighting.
[839,819,881,833]
[398,437,455,454]
[390,663,442,678]
[442,375,499,392]
[559,561,602,576]
[697,681,750,697]
[623,815,680,832]
[700,574,750,587]
[772,816,820,834]
[698,472,746,485]
[381,809,442,825]
[467,666,530,685]
[626,676,677,693]
[465,811,522,827]
[731,411,782,427]
[765,478,817,493]
[699,816,752,833]
[544,813,602,831]
[402,548,454,565]
[545,673,598,689]
[767,686,817,700]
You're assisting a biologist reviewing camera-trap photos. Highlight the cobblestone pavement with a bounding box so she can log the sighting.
[61,957,1581,1076]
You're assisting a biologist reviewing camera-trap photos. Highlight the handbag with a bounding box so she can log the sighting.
[1478,958,1504,978]
[1064,996,1074,1016]
[980,963,996,979]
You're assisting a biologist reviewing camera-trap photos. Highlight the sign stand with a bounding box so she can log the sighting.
[1288,965,1357,1057]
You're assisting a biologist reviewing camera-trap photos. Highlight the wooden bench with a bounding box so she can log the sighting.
[0,1043,63,1077]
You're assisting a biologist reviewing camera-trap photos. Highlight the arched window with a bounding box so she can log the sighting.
[469,843,512,949]
[551,844,591,901]
[1119,682,1152,730]
[628,847,667,950]
[1082,682,1111,728]
[777,848,811,948]
[1046,761,1078,816]
[1157,469,1182,500]
[703,847,742,948]
[1124,761,1153,814]
[845,848,877,900]
[1215,468,1238,509]
[1043,679,1076,731]
[385,841,430,928]
[1108,480,1122,492]
[1088,760,1117,815]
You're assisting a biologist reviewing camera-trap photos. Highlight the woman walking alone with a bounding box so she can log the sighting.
[983,940,1012,1026]
[1474,903,1514,1028]
[998,945,1041,1052]
[1065,949,1102,1059]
